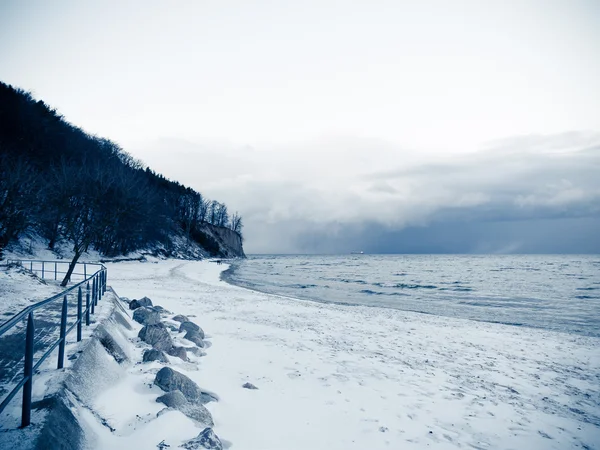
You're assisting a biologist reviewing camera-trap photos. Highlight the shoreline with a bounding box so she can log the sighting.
[100,259,599,449]
[220,259,600,340]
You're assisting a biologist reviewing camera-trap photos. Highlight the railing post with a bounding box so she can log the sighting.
[84,263,87,279]
[57,296,68,369]
[77,287,83,341]
[86,282,91,324]
[30,261,32,272]
[91,278,96,314]
[21,312,35,428]
[41,262,44,279]
[54,262,57,281]
[104,269,107,294]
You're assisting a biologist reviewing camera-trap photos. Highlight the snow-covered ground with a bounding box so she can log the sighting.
[0,264,63,319]
[99,259,600,450]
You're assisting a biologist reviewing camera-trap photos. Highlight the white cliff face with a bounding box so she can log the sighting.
[201,224,245,258]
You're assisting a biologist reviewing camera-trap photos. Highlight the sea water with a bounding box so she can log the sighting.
[223,254,600,337]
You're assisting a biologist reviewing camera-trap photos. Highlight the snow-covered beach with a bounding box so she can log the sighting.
[97,259,599,450]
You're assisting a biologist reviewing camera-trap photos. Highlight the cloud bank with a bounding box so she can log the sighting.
[132,132,600,254]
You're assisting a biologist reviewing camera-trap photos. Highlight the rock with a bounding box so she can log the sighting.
[167,346,188,361]
[184,331,205,348]
[179,321,204,339]
[172,314,189,323]
[154,367,217,403]
[156,390,187,408]
[133,306,161,325]
[129,296,153,310]
[153,305,170,314]
[139,323,173,351]
[181,428,223,450]
[166,324,180,332]
[156,390,214,427]
[142,348,168,363]
[242,382,258,390]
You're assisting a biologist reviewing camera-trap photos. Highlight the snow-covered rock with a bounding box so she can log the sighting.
[138,323,173,351]
[172,314,189,323]
[132,306,161,325]
[166,345,188,361]
[181,428,223,450]
[142,349,168,363]
[179,321,204,338]
[154,367,216,404]
[129,296,153,310]
[156,390,214,427]
[184,331,205,348]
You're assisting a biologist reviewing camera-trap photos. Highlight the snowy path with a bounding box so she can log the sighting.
[0,266,75,399]
[105,259,600,450]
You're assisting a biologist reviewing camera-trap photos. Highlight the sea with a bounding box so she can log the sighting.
[223,254,600,338]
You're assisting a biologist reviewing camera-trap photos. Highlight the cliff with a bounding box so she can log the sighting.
[196,223,245,258]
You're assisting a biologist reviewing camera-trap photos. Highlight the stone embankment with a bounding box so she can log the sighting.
[0,291,224,450]
[129,296,224,450]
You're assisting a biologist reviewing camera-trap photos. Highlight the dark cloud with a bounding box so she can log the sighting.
[134,132,600,254]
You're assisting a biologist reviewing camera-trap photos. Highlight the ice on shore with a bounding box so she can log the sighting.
[95,259,599,450]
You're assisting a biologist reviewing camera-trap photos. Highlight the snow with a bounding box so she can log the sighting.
[94,259,600,450]
[0,264,63,319]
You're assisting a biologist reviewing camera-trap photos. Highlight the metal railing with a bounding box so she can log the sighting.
[0,260,108,427]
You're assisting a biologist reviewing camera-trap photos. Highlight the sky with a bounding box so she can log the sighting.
[1,0,599,253]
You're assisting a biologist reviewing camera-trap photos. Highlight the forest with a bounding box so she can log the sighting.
[0,81,243,284]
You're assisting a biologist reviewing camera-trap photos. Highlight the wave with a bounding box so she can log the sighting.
[359,289,408,297]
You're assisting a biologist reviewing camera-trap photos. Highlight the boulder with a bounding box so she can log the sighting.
[138,323,173,351]
[172,314,189,323]
[129,296,153,310]
[142,349,168,363]
[133,306,161,326]
[154,367,217,404]
[181,428,223,450]
[156,390,214,427]
[153,305,170,314]
[167,345,188,361]
[156,390,187,408]
[184,331,205,348]
[179,321,204,339]
[242,382,258,390]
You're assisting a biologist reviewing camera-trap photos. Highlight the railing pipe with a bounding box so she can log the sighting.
[0,259,108,427]
[90,279,95,315]
[21,312,35,428]
[57,296,68,369]
[77,287,83,341]
[85,282,90,325]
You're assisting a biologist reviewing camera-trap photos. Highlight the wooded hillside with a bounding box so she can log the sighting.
[0,82,244,282]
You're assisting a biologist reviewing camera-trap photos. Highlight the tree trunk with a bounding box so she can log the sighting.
[61,250,82,287]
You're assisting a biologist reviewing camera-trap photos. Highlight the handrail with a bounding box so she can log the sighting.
[0,259,108,428]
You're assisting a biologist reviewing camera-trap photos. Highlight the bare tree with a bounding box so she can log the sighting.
[230,212,243,235]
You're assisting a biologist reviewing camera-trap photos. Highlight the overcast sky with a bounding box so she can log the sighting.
[1,1,599,253]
